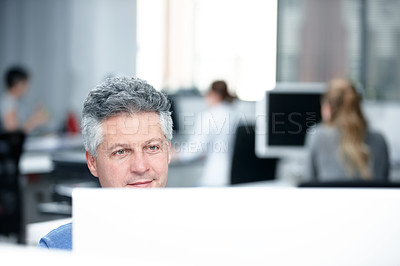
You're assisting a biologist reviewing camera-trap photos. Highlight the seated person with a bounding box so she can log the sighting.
[305,78,390,182]
[38,77,173,250]
[1,66,48,132]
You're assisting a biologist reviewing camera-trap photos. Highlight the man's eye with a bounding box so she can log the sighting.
[115,149,126,155]
[147,145,159,152]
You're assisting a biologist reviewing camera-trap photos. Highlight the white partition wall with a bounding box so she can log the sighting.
[74,188,400,265]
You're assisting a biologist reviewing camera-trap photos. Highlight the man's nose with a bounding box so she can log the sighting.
[130,151,150,175]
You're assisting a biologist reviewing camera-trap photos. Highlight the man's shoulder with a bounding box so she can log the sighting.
[38,222,72,251]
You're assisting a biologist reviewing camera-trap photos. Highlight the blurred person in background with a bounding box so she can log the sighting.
[173,80,239,186]
[1,66,48,133]
[305,78,390,182]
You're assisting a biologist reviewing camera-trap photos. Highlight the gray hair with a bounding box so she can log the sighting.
[81,77,173,156]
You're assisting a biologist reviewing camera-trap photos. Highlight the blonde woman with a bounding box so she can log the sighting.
[305,78,390,181]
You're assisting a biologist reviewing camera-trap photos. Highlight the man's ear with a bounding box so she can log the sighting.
[167,142,171,164]
[85,151,99,177]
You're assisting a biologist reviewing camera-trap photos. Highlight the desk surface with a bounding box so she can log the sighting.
[24,134,83,152]
[19,152,54,175]
[20,151,87,175]
[19,135,85,175]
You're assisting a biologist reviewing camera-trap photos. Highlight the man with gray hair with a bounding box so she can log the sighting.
[38,77,173,250]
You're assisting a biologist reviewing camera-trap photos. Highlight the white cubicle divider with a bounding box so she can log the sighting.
[73,188,400,265]
[0,243,174,266]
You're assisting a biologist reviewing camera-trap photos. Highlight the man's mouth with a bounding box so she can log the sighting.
[127,180,154,188]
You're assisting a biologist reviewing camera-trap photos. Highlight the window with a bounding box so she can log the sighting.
[277,0,400,101]
[137,0,277,101]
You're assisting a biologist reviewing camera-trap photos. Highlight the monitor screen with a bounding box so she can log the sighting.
[267,93,322,146]
[255,83,326,158]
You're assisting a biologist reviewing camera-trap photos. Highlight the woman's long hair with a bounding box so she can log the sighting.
[323,78,371,180]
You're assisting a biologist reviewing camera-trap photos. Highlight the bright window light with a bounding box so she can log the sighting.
[137,0,278,100]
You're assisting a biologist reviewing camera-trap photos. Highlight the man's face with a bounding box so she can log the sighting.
[12,80,28,98]
[86,112,170,188]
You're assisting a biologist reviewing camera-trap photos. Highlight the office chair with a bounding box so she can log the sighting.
[0,131,25,243]
[230,124,279,185]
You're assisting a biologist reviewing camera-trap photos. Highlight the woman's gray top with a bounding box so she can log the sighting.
[305,124,390,182]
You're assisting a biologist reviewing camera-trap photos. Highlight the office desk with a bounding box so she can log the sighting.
[24,134,83,152]
[20,152,54,175]
[20,151,87,175]
[18,135,86,230]
[20,134,84,175]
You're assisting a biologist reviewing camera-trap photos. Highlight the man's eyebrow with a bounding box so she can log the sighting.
[107,143,130,151]
[143,138,165,146]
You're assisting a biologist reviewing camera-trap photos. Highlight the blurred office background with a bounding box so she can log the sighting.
[1,0,400,245]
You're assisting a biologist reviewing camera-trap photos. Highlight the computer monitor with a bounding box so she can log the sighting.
[255,83,327,158]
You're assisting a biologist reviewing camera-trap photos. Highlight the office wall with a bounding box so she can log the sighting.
[69,0,137,119]
[363,102,400,167]
[0,0,71,131]
[0,0,137,132]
